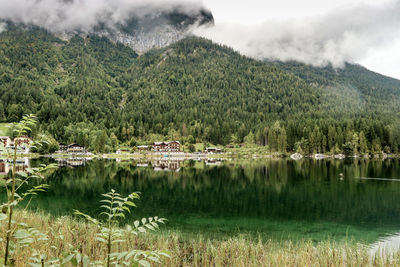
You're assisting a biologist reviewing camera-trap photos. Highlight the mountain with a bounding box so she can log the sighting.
[0,26,399,153]
[271,60,400,117]
[3,3,214,54]
[90,6,214,53]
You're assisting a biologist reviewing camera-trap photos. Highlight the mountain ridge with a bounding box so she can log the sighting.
[1,3,214,54]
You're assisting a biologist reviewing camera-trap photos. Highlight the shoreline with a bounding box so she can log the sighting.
[0,152,399,160]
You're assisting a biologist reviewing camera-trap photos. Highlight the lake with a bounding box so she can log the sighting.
[2,157,400,244]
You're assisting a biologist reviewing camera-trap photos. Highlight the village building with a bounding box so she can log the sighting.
[153,141,181,152]
[57,144,68,153]
[205,147,222,154]
[67,143,86,154]
[0,136,11,147]
[3,137,32,154]
[14,136,32,146]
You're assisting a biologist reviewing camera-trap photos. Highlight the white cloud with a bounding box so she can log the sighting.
[0,0,205,33]
[203,0,393,24]
[0,22,5,33]
[360,40,400,79]
[194,0,400,71]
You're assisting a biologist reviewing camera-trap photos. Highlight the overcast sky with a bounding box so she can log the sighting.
[202,0,400,79]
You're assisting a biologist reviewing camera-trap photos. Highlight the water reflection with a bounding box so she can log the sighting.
[0,158,30,175]
[27,159,400,222]
[131,158,224,172]
[2,158,400,242]
[370,233,400,257]
[54,157,93,168]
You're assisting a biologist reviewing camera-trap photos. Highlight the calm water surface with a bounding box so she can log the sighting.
[3,158,400,243]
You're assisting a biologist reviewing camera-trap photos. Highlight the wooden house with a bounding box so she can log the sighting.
[153,141,181,152]
[14,136,32,146]
[57,144,68,153]
[0,136,11,147]
[205,147,222,154]
[67,144,85,154]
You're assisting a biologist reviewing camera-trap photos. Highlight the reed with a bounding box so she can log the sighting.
[2,210,400,267]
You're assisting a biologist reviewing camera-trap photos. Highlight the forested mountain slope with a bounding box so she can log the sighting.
[272,61,400,118]
[122,37,321,144]
[0,26,399,153]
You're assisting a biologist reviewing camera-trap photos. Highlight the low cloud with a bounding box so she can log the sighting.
[193,1,400,67]
[0,22,6,33]
[0,0,205,33]
[1,0,399,70]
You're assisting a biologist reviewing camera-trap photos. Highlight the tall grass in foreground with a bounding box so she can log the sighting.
[0,114,58,265]
[1,211,399,267]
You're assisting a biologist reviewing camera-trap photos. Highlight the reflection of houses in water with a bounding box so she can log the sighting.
[0,159,9,175]
[152,160,181,172]
[55,158,92,168]
[205,158,223,166]
[115,158,132,163]
[131,159,225,171]
[0,158,30,175]
[136,163,149,167]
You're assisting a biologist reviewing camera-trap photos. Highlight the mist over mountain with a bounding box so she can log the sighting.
[194,0,400,69]
[1,0,399,71]
[0,0,214,52]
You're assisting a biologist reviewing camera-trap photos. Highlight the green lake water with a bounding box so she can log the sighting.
[3,158,400,244]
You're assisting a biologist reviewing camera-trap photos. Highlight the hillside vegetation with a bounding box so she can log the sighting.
[0,26,400,153]
[272,61,400,117]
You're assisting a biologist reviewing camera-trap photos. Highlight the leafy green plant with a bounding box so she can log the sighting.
[13,225,61,267]
[0,114,57,265]
[73,189,168,267]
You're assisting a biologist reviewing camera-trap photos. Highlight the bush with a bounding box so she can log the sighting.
[342,142,354,156]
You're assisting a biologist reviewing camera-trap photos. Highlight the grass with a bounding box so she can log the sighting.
[0,123,11,136]
[2,210,400,266]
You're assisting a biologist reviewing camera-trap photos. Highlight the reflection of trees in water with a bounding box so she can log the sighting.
[25,159,400,226]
